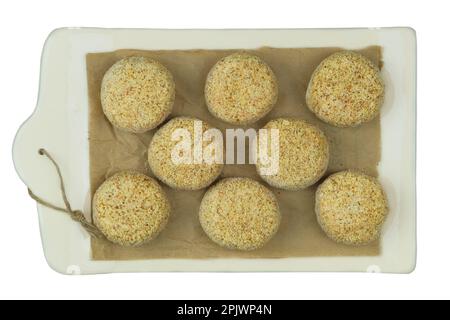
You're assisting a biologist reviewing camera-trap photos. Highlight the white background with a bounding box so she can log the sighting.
[0,0,445,300]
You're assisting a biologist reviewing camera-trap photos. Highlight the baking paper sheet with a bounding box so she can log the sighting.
[87,46,382,260]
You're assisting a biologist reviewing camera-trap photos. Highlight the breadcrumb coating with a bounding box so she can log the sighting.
[306,51,384,127]
[93,171,170,246]
[148,117,224,190]
[315,170,388,245]
[256,118,329,190]
[199,177,281,250]
[205,53,278,125]
[101,56,175,133]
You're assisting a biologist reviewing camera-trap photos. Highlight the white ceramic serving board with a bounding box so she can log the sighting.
[13,28,416,274]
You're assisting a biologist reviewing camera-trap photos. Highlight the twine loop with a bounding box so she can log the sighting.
[27,148,104,239]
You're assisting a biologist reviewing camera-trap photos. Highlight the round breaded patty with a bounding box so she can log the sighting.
[148,117,224,190]
[306,51,384,127]
[199,177,281,251]
[256,118,329,190]
[205,53,278,125]
[93,171,170,246]
[101,56,175,133]
[315,170,388,245]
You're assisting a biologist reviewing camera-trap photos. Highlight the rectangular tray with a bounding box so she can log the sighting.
[13,28,416,274]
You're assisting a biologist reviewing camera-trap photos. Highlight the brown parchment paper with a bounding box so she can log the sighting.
[87,46,382,260]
